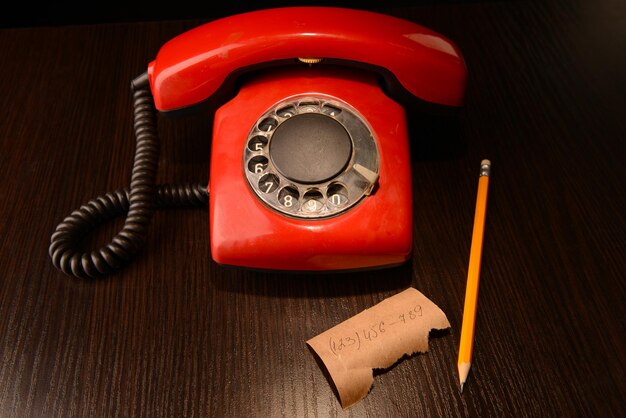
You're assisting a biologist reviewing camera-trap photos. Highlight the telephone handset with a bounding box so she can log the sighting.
[49,7,466,277]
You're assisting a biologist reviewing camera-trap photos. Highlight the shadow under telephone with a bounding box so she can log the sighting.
[49,7,467,278]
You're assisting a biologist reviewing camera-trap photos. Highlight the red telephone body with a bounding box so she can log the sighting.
[148,7,466,271]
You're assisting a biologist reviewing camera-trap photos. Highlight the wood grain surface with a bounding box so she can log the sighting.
[0,1,624,416]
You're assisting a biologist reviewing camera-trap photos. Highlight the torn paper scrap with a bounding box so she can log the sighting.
[307,287,450,408]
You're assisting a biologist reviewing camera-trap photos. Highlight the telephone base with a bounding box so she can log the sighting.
[209,67,413,271]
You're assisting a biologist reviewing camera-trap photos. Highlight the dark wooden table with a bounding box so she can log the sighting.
[1,2,624,416]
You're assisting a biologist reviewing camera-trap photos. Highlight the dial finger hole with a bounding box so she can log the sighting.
[258,173,279,194]
[248,156,268,174]
[278,186,299,209]
[258,117,278,132]
[322,104,342,117]
[276,105,297,118]
[298,100,320,113]
[302,190,324,212]
[248,135,268,151]
[327,183,349,207]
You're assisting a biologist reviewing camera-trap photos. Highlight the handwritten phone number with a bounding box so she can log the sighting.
[328,305,423,356]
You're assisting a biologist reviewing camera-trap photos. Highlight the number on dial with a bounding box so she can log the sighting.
[302,190,324,212]
[259,174,279,194]
[248,156,268,174]
[248,135,268,151]
[327,183,349,207]
[278,187,299,208]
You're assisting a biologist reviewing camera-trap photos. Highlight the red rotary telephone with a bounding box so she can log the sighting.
[49,7,466,277]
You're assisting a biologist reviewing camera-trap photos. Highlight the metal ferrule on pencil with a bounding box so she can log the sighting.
[479,159,491,177]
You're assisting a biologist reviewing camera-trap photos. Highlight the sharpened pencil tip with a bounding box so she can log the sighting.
[458,362,471,393]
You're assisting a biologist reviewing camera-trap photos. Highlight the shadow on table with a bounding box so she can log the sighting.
[213,261,413,298]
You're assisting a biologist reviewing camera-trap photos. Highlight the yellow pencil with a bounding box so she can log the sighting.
[458,159,491,392]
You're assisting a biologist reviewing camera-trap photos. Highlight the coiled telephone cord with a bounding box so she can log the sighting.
[49,73,208,278]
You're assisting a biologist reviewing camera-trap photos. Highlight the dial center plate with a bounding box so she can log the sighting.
[269,113,352,184]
